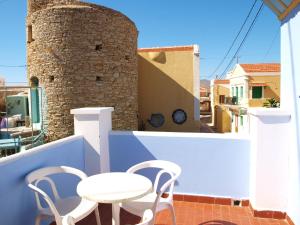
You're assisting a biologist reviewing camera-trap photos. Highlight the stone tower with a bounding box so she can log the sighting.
[27,0,138,141]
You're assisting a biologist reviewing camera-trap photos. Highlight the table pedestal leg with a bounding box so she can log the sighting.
[112,203,120,225]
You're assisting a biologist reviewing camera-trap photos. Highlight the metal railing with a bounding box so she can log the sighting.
[0,86,45,158]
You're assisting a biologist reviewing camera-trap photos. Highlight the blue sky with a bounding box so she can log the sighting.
[0,0,280,83]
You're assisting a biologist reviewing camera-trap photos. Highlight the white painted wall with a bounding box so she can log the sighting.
[110,131,251,199]
[249,108,291,212]
[71,107,114,175]
[281,5,300,224]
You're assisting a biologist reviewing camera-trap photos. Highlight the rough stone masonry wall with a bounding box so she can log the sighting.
[27,0,138,141]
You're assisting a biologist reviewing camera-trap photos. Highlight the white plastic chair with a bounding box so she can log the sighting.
[26,166,101,225]
[121,160,181,225]
[136,209,153,225]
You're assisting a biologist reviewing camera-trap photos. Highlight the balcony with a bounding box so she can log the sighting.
[0,107,295,225]
[248,99,267,107]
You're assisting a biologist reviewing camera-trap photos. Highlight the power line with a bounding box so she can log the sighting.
[0,65,26,68]
[262,30,279,61]
[208,0,258,79]
[219,2,264,79]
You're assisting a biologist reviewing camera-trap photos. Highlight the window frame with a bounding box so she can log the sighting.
[252,86,263,99]
[240,86,244,99]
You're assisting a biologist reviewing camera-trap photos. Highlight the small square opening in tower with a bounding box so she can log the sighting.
[27,25,34,43]
[96,76,103,82]
[95,44,103,51]
[49,76,55,83]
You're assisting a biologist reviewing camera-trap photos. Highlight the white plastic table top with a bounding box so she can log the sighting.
[77,172,153,204]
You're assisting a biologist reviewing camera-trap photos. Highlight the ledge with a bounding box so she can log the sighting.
[110,130,250,140]
[71,107,114,115]
[0,135,83,166]
[248,108,291,118]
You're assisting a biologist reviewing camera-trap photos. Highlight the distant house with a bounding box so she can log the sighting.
[0,76,5,111]
[210,79,231,133]
[138,45,200,132]
[200,87,209,97]
[228,63,280,107]
[227,63,280,133]
[210,63,281,134]
[200,79,211,97]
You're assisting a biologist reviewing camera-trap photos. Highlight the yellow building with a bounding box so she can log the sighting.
[211,63,281,134]
[138,45,200,132]
[210,79,231,133]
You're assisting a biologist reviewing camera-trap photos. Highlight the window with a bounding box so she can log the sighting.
[240,116,243,126]
[232,87,234,97]
[219,95,225,104]
[27,25,34,43]
[240,86,244,98]
[236,87,239,99]
[252,86,263,99]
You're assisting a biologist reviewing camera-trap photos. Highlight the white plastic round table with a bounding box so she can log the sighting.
[77,172,152,225]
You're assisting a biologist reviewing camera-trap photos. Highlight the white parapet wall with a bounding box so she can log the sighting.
[0,135,85,225]
[281,4,300,224]
[109,131,251,199]
[249,108,291,212]
[71,107,114,175]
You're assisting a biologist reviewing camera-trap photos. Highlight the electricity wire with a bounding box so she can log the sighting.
[218,2,264,79]
[208,0,259,79]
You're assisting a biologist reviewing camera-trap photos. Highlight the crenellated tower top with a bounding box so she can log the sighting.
[27,0,79,14]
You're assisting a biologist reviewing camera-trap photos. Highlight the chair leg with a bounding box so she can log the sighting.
[95,207,101,225]
[35,215,42,225]
[112,203,120,225]
[168,204,176,225]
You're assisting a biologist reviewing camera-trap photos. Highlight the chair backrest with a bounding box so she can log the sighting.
[136,209,153,225]
[127,160,181,210]
[25,166,87,224]
[127,160,181,178]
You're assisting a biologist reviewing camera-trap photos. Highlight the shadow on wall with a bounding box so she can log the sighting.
[138,54,200,132]
[0,137,85,225]
[264,85,280,101]
[108,133,177,189]
[109,131,251,197]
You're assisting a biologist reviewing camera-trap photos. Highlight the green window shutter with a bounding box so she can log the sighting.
[240,86,244,98]
[31,88,40,123]
[252,87,263,99]
[232,87,234,96]
[240,116,243,126]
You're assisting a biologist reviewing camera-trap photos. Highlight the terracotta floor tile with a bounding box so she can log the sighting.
[48,201,289,225]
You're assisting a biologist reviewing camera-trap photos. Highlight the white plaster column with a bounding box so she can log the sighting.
[281,12,300,223]
[210,80,215,126]
[243,77,249,107]
[71,107,114,175]
[249,108,291,212]
[193,44,200,121]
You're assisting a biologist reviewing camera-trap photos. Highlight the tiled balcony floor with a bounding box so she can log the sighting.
[50,201,290,225]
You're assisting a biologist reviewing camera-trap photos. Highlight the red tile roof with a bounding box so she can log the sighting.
[138,46,194,53]
[240,63,281,73]
[214,79,230,84]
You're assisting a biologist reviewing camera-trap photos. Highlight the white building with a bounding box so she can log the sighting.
[226,63,281,134]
